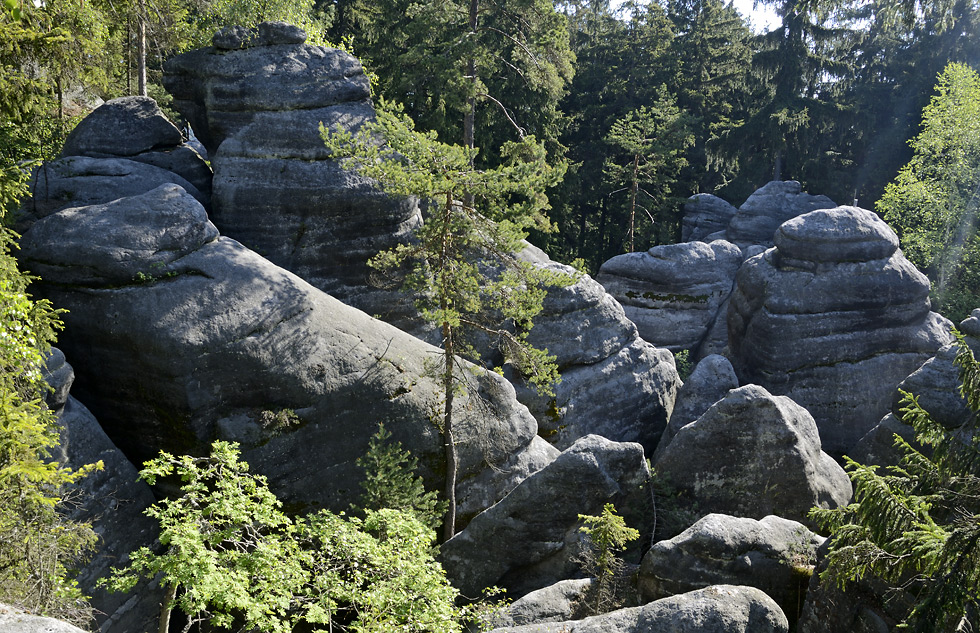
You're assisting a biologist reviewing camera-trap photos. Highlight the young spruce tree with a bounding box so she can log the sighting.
[811,333,980,632]
[322,100,571,539]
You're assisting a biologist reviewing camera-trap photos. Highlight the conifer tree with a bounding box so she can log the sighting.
[812,333,980,632]
[322,100,570,539]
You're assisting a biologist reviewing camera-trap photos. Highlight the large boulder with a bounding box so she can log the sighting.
[597,240,742,356]
[163,24,421,323]
[728,206,953,456]
[490,578,593,628]
[439,435,651,598]
[60,96,212,204]
[0,605,88,633]
[487,585,789,633]
[653,385,851,526]
[724,180,836,249]
[654,354,738,461]
[18,184,546,528]
[681,193,738,242]
[638,514,824,626]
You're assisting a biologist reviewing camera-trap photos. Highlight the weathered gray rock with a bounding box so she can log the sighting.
[491,578,592,628]
[654,354,738,460]
[213,21,307,50]
[163,37,422,324]
[638,514,823,625]
[19,184,544,528]
[653,385,851,525]
[487,585,789,633]
[43,351,161,633]
[728,206,953,455]
[20,156,206,226]
[61,96,182,158]
[725,181,836,249]
[597,240,742,356]
[0,605,88,633]
[681,193,738,242]
[440,435,650,598]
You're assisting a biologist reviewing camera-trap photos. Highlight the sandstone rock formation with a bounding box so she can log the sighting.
[19,183,544,528]
[0,604,89,633]
[490,578,592,628]
[59,96,212,201]
[638,514,824,625]
[724,180,836,249]
[487,585,789,633]
[597,240,742,356]
[44,351,161,633]
[653,385,851,525]
[439,435,650,598]
[728,206,954,455]
[162,23,421,324]
[681,193,738,242]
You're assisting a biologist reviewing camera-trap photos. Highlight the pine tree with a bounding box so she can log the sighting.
[322,100,570,539]
[811,333,980,632]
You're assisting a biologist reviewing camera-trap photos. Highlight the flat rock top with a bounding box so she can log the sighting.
[774,206,899,263]
[61,96,182,158]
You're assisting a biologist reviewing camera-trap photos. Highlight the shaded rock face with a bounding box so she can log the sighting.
[682,193,738,242]
[852,309,980,466]
[654,385,851,526]
[487,585,789,633]
[44,352,161,633]
[728,206,954,456]
[439,435,651,599]
[653,354,738,462]
[19,184,543,526]
[638,514,824,626]
[163,26,422,323]
[725,180,836,249]
[60,96,212,203]
[597,240,742,356]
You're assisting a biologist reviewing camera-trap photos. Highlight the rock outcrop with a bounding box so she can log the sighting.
[654,354,738,460]
[638,514,823,625]
[681,193,738,242]
[487,585,789,633]
[59,96,212,201]
[728,206,953,455]
[162,23,422,324]
[0,604,89,633]
[490,578,592,628]
[19,183,544,527]
[724,180,836,250]
[597,240,743,356]
[440,435,650,598]
[45,351,161,633]
[653,385,851,525]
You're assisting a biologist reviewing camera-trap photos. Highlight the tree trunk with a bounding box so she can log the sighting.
[440,193,458,542]
[137,0,148,97]
[158,583,177,633]
[627,153,640,252]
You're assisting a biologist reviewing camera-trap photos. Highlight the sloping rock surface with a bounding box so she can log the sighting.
[440,435,650,598]
[728,206,953,455]
[597,240,742,355]
[0,604,88,633]
[490,578,592,628]
[639,514,823,624]
[724,180,835,249]
[19,184,544,526]
[654,385,851,525]
[487,585,789,633]
[681,193,738,242]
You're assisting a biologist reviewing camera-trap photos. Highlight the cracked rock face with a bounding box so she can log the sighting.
[728,206,953,455]
[653,385,851,526]
[18,184,544,526]
[724,180,836,250]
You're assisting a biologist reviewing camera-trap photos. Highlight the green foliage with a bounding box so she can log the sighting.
[603,96,695,251]
[0,202,100,625]
[355,424,446,531]
[673,349,693,381]
[878,62,980,323]
[103,440,471,633]
[811,333,980,632]
[577,503,639,616]
[190,0,332,47]
[323,99,572,538]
